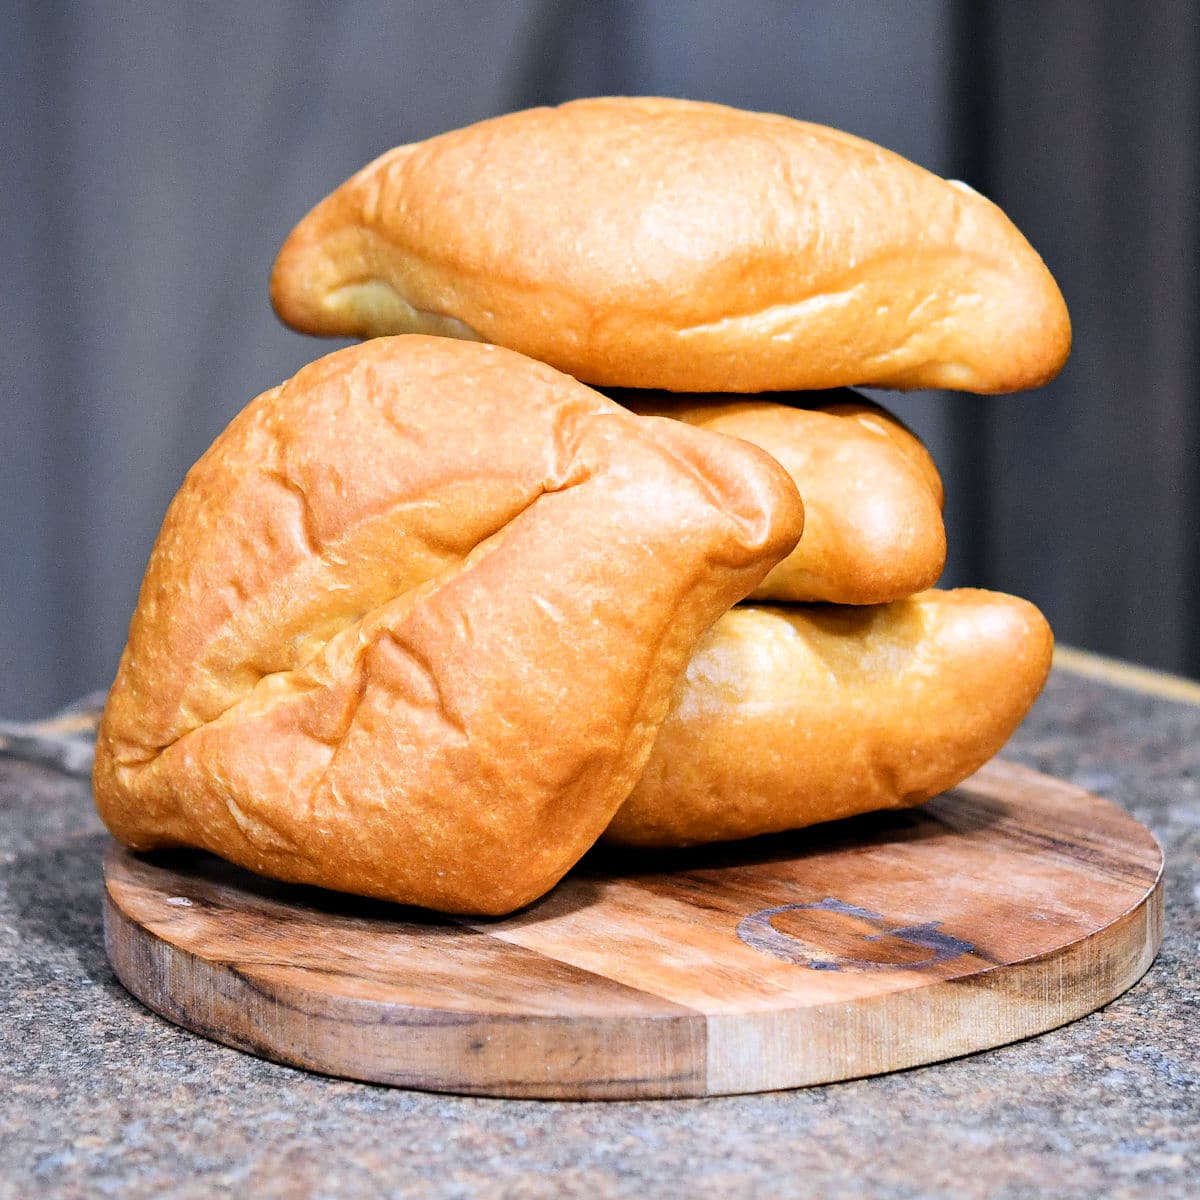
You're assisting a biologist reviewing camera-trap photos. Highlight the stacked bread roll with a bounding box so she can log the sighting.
[94,98,1067,913]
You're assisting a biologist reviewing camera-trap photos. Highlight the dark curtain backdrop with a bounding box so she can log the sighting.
[3,1,1198,718]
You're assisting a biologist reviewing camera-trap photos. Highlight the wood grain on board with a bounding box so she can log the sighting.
[104,759,1163,1099]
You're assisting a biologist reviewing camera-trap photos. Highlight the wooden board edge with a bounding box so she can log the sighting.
[102,886,708,1100]
[1054,645,1200,707]
[104,870,1164,1099]
[100,761,1169,1101]
[703,870,1164,1095]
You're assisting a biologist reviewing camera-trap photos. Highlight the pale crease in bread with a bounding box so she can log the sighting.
[611,388,945,603]
[606,589,1053,847]
[92,336,804,914]
[271,97,1070,394]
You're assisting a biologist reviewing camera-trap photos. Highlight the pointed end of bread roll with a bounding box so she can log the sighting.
[869,179,1072,394]
[924,588,1055,720]
[270,147,486,344]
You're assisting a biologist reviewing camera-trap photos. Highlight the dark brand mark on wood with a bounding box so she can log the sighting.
[735,897,975,971]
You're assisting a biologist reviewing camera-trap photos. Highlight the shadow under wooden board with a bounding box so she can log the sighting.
[103,759,1163,1100]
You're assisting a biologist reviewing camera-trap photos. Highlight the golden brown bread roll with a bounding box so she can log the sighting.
[612,389,945,603]
[92,336,804,914]
[271,97,1070,394]
[606,589,1053,847]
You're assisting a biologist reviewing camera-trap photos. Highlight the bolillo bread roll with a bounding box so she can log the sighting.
[613,389,946,604]
[92,336,804,914]
[271,96,1070,394]
[607,590,1053,847]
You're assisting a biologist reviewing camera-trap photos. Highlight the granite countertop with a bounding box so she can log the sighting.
[2,653,1198,1199]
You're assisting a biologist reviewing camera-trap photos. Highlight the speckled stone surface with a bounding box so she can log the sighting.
[2,665,1197,1199]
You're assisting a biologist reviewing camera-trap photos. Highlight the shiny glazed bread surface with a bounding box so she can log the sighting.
[93,336,804,914]
[271,97,1070,394]
[615,388,946,604]
[608,589,1054,847]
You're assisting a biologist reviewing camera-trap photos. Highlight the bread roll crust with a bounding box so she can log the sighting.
[606,589,1053,847]
[93,336,804,914]
[272,97,1070,394]
[615,389,945,603]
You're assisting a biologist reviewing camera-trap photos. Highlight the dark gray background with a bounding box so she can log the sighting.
[4,1,1198,718]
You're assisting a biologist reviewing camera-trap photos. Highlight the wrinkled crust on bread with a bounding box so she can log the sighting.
[92,336,803,914]
[613,387,946,603]
[271,97,1070,394]
[606,589,1054,847]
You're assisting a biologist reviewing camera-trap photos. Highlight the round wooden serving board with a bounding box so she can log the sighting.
[103,759,1163,1099]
